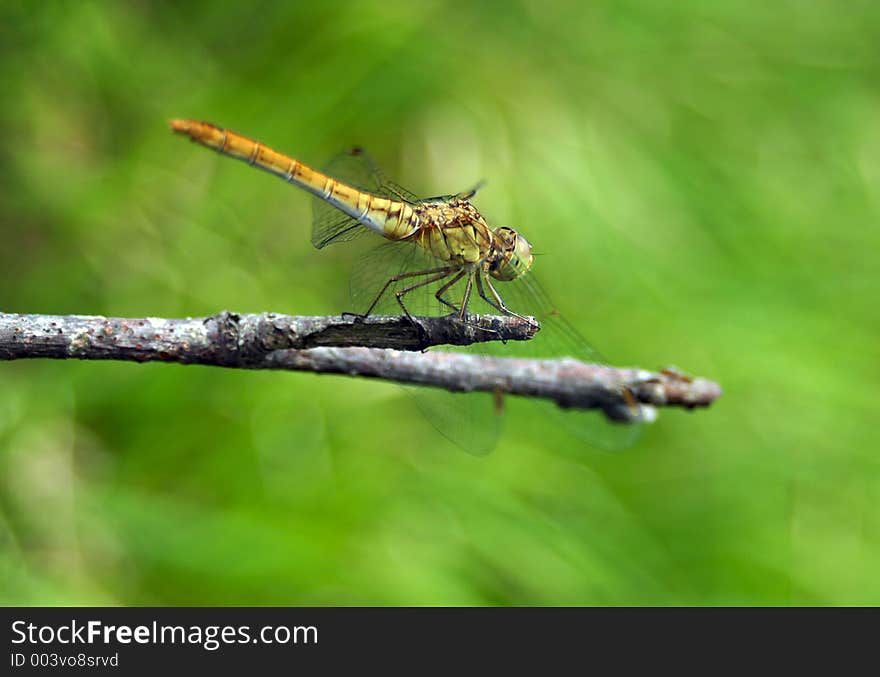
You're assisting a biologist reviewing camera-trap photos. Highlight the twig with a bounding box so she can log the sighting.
[0,311,721,417]
[260,347,721,418]
[0,311,535,360]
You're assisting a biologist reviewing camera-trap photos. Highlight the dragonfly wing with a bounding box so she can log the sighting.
[470,271,644,452]
[329,159,639,454]
[409,382,502,456]
[312,211,370,249]
[397,264,644,452]
[312,148,420,249]
[349,240,456,316]
[347,241,503,454]
[348,242,641,454]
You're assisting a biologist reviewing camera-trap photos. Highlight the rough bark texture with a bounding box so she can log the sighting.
[0,311,535,361]
[0,311,721,417]
[259,347,720,418]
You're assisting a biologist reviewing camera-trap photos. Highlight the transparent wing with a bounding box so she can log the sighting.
[410,380,502,457]
[349,240,462,317]
[346,241,641,455]
[348,241,502,454]
[424,269,642,453]
[311,148,420,249]
[321,149,640,454]
[350,241,430,315]
[481,273,644,452]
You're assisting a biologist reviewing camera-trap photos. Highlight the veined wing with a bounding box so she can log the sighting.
[312,148,420,249]
[312,150,642,454]
[349,239,455,317]
[349,240,502,454]
[474,271,644,452]
[348,239,643,455]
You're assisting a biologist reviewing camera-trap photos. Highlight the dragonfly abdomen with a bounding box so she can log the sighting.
[170,119,417,241]
[353,194,420,242]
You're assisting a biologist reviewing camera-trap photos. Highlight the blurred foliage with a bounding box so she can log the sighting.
[1,0,879,605]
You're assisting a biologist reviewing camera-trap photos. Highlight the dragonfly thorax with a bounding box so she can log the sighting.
[411,199,495,266]
[487,226,534,281]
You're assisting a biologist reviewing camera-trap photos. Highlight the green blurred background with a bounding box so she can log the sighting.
[1,1,878,605]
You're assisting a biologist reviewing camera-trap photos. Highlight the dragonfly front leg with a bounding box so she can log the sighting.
[458,271,475,321]
[432,267,479,319]
[477,273,538,328]
[437,270,501,338]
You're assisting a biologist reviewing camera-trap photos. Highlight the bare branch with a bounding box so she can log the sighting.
[0,311,721,416]
[259,347,721,415]
[0,311,535,361]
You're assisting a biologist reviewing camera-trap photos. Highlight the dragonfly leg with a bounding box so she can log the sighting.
[396,269,501,341]
[353,266,456,319]
[394,269,458,320]
[394,270,460,348]
[477,274,538,328]
[433,269,467,314]
[457,271,474,321]
[439,271,501,338]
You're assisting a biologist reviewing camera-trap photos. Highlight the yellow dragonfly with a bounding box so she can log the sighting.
[170,119,643,453]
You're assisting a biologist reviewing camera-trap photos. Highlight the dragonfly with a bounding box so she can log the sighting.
[170,119,643,453]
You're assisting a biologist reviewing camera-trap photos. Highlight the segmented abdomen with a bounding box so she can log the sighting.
[170,119,418,241]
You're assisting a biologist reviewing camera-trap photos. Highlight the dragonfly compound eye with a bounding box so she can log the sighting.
[490,227,534,281]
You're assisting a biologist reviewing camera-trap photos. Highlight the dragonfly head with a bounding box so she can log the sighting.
[488,227,534,281]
